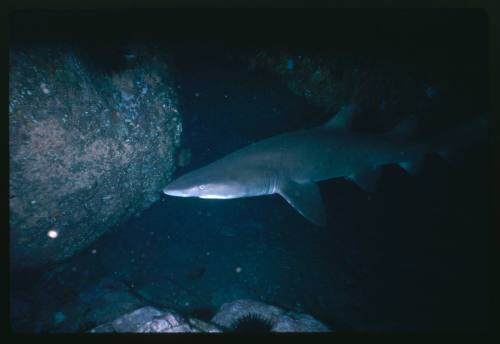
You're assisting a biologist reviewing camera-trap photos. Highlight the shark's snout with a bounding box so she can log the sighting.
[162,175,200,197]
[162,184,185,197]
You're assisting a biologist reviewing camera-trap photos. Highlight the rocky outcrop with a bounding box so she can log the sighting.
[90,299,329,333]
[9,44,182,270]
[90,306,221,333]
[211,299,330,332]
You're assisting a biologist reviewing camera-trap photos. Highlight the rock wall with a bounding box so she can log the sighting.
[236,49,482,133]
[9,45,182,270]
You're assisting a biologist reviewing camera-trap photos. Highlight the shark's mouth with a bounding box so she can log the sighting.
[199,195,232,199]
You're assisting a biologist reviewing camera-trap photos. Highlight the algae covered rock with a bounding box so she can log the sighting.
[9,44,182,270]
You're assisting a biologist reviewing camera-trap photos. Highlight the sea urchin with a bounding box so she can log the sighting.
[230,313,275,333]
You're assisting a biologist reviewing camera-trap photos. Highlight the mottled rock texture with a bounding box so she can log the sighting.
[91,306,208,333]
[90,300,327,333]
[9,45,182,270]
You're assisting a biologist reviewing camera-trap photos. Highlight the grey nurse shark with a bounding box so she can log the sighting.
[162,105,486,226]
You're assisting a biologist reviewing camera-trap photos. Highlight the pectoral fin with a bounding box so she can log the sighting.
[278,180,327,226]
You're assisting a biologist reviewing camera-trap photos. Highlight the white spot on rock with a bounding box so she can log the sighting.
[47,229,58,239]
[40,83,50,95]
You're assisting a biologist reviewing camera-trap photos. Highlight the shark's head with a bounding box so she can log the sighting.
[162,160,271,199]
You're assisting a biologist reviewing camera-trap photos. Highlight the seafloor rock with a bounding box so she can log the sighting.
[89,299,327,333]
[111,306,164,332]
[187,317,222,333]
[89,322,115,333]
[90,306,206,333]
[27,276,145,332]
[74,278,146,332]
[211,299,331,332]
[9,44,182,270]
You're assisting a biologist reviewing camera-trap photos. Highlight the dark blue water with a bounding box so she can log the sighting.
[12,45,488,332]
[9,7,491,331]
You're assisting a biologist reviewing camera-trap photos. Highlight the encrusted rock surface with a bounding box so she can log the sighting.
[90,299,328,333]
[9,44,182,270]
[111,306,164,332]
[91,306,207,333]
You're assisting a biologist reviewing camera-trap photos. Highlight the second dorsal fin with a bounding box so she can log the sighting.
[323,104,359,130]
[388,115,419,139]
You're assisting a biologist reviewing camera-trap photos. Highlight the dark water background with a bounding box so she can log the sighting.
[9,9,491,332]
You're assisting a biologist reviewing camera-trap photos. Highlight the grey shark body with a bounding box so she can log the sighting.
[163,106,485,225]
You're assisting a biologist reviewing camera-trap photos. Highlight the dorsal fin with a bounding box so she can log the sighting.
[323,104,359,130]
[388,115,419,139]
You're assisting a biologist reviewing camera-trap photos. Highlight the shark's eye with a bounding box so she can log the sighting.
[199,185,206,190]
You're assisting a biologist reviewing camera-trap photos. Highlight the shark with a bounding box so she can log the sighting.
[162,105,486,226]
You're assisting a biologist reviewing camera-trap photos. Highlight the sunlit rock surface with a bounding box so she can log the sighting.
[91,306,214,333]
[9,45,182,270]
